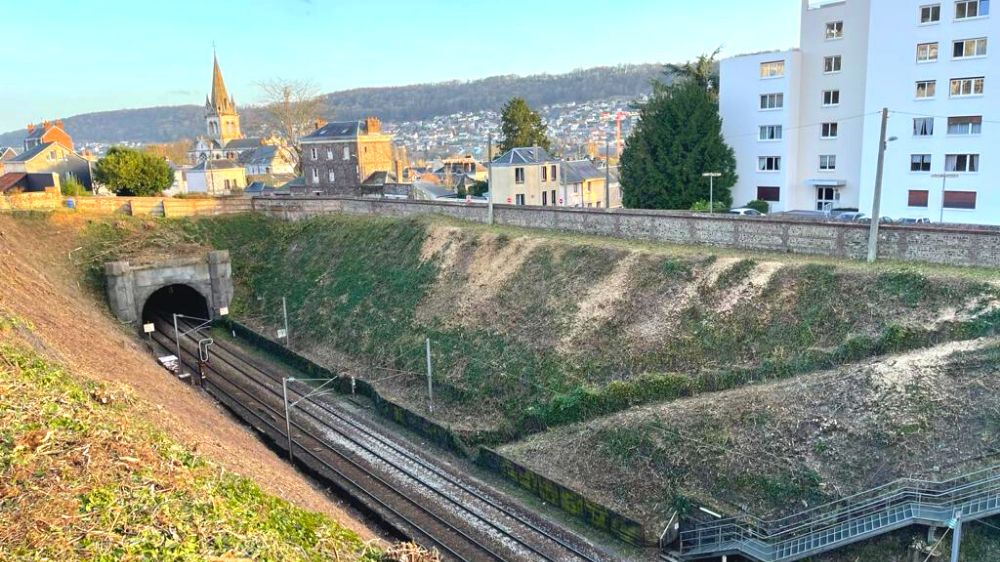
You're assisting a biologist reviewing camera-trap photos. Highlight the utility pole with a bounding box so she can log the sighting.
[604,137,611,209]
[866,107,889,263]
[282,377,294,462]
[932,173,958,223]
[281,296,290,349]
[425,337,434,413]
[950,511,963,562]
[487,133,495,225]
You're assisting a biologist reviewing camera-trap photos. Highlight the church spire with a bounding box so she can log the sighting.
[210,52,235,115]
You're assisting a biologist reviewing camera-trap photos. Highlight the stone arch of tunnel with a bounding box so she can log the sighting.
[104,251,233,329]
[140,284,210,324]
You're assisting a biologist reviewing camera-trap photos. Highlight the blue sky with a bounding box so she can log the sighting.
[1,0,800,132]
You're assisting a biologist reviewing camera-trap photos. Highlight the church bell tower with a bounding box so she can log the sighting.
[205,53,243,146]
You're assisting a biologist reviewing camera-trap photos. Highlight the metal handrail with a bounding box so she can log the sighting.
[680,465,1000,558]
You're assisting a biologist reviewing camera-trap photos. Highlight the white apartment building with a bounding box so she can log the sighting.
[722,0,998,224]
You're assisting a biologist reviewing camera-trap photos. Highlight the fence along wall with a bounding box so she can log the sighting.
[0,190,252,217]
[251,197,1000,268]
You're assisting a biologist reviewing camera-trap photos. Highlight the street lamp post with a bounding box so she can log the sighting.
[931,173,959,224]
[487,133,495,225]
[702,172,722,213]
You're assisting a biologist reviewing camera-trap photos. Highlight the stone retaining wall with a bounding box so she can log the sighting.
[251,197,1000,268]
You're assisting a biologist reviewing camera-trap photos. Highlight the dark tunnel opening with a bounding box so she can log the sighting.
[141,284,210,324]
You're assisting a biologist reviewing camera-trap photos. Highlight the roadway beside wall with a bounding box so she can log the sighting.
[250,197,1000,268]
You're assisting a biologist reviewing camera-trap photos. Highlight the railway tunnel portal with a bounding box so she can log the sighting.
[104,251,232,327]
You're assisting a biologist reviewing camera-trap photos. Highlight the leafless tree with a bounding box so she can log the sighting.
[257,79,327,173]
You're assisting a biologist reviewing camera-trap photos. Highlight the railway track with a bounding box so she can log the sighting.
[149,315,607,562]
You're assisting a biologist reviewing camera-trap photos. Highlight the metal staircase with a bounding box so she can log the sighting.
[678,465,1000,561]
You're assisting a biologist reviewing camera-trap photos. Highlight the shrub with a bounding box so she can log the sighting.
[744,199,770,214]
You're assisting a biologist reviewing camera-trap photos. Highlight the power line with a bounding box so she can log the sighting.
[723,110,882,141]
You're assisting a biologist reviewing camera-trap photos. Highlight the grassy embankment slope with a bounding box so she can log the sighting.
[79,213,1000,446]
[0,314,379,560]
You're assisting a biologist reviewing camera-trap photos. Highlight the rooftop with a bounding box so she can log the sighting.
[491,146,558,167]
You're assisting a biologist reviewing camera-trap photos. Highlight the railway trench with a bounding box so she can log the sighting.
[145,312,610,562]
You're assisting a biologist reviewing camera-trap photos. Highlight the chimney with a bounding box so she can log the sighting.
[42,120,51,130]
[55,119,64,128]
[314,118,327,130]
[27,124,34,133]
[366,116,381,134]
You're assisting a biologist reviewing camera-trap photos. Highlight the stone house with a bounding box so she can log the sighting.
[298,118,400,195]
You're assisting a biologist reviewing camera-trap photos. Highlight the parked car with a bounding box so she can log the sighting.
[833,211,868,222]
[898,217,931,225]
[728,207,765,216]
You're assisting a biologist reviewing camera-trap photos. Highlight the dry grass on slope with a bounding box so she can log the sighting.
[500,337,1000,531]
[0,213,377,541]
[0,317,381,560]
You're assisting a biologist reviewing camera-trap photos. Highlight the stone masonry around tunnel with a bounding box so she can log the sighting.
[104,251,233,326]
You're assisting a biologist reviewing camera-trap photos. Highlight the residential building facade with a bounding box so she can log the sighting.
[722,0,997,224]
[489,147,562,206]
[560,159,621,208]
[23,121,75,152]
[2,141,92,188]
[186,160,246,196]
[298,118,400,195]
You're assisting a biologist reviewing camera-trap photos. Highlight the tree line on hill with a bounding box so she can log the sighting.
[0,64,663,147]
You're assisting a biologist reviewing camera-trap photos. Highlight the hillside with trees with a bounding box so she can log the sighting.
[0,64,663,147]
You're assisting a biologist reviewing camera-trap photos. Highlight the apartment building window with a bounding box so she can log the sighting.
[911,154,933,171]
[944,191,977,209]
[326,148,333,160]
[515,167,525,184]
[310,167,319,184]
[908,190,930,207]
[551,165,558,182]
[953,38,988,58]
[760,61,785,78]
[826,21,844,39]
[950,77,985,96]
[328,170,335,183]
[946,153,980,172]
[917,42,939,62]
[757,186,781,202]
[824,55,842,73]
[913,117,935,136]
[821,122,839,138]
[819,155,837,170]
[759,125,783,140]
[310,147,318,160]
[760,93,784,109]
[956,0,989,19]
[515,194,526,205]
[758,156,781,171]
[920,4,942,23]
[948,115,983,134]
[343,146,350,160]
[916,80,937,98]
[542,191,548,206]
[822,90,841,106]
[541,165,548,181]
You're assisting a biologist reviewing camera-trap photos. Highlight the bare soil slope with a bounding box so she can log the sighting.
[500,337,1000,531]
[0,213,377,541]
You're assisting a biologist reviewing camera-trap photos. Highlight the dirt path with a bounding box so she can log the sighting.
[0,214,380,542]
